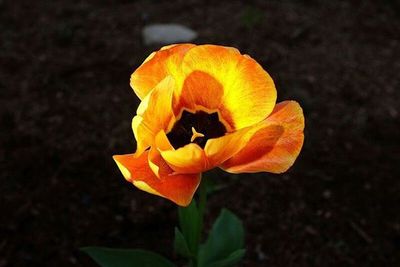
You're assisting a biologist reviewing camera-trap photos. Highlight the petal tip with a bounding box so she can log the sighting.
[113,155,132,181]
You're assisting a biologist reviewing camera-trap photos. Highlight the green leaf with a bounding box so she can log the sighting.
[81,247,176,267]
[178,199,200,254]
[174,227,193,258]
[198,209,245,267]
[208,249,246,267]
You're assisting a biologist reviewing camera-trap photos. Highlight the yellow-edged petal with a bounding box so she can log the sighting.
[148,146,161,178]
[132,76,175,156]
[113,152,201,206]
[221,101,304,173]
[180,44,277,129]
[131,43,195,100]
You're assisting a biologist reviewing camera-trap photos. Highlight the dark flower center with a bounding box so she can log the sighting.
[166,110,227,149]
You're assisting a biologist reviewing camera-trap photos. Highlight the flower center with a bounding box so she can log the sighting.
[166,110,227,149]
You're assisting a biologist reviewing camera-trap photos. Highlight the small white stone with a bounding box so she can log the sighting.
[142,24,197,45]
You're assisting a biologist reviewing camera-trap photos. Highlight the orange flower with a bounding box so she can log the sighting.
[113,44,304,206]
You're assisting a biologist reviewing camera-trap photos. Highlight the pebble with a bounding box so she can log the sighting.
[142,24,197,45]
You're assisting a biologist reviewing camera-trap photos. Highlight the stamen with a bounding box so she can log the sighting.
[190,127,205,142]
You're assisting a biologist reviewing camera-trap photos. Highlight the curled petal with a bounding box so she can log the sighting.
[205,124,283,168]
[131,44,195,100]
[132,76,175,156]
[221,101,305,173]
[155,131,208,174]
[160,143,208,174]
[113,152,201,206]
[180,45,277,129]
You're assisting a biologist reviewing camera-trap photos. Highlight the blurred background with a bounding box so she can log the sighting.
[1,0,399,266]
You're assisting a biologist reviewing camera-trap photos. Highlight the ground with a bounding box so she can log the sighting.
[1,0,400,266]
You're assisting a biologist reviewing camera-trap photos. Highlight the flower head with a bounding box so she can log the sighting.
[113,44,304,206]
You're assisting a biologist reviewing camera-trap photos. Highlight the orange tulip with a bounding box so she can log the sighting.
[113,44,304,206]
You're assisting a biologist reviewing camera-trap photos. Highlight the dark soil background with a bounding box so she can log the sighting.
[1,0,400,266]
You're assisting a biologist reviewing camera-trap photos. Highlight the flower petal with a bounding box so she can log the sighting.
[173,70,233,130]
[131,44,195,100]
[154,131,208,174]
[148,146,161,178]
[160,143,208,174]
[132,76,175,156]
[205,124,284,168]
[221,101,305,173]
[113,151,201,206]
[180,45,277,129]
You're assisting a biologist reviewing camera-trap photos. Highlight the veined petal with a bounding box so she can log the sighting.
[132,76,175,156]
[131,44,195,100]
[113,152,201,206]
[221,101,305,173]
[173,70,233,130]
[205,124,284,168]
[180,44,277,129]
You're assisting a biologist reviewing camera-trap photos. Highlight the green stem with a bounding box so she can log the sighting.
[191,175,208,267]
[198,175,208,237]
[177,174,209,267]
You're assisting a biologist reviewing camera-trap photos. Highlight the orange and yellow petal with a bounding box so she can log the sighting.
[154,130,208,174]
[160,143,208,174]
[179,45,277,130]
[131,44,195,100]
[113,151,201,206]
[172,70,233,130]
[132,76,175,156]
[148,146,162,177]
[204,124,284,168]
[221,101,304,173]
